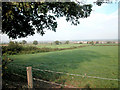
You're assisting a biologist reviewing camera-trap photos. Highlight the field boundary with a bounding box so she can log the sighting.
[12,72,75,88]
[9,65,119,88]
[94,45,119,46]
[32,68,119,81]
[10,65,119,81]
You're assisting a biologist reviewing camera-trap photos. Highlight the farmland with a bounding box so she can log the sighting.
[26,43,90,49]
[5,45,118,88]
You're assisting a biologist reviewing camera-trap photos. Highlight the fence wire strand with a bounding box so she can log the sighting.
[32,68,120,81]
[12,72,74,88]
[10,65,120,81]
[33,78,75,88]
[11,66,119,88]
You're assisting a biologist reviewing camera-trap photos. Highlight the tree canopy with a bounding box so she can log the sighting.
[54,40,60,45]
[2,2,92,39]
[22,40,27,44]
[65,40,69,44]
[33,40,38,45]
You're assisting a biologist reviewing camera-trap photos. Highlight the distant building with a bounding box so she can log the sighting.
[83,41,87,44]
[93,41,96,44]
[73,41,79,44]
[115,42,118,44]
[87,41,90,44]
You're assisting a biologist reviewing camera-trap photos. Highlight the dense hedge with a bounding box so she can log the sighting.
[2,42,62,55]
[2,45,55,55]
[2,41,89,55]
[2,41,23,55]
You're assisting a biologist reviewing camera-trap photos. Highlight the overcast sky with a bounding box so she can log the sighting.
[1,1,118,43]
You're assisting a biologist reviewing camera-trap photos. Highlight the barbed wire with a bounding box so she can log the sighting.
[9,65,119,81]
[12,73,26,79]
[32,68,120,81]
[33,78,75,88]
[12,72,75,88]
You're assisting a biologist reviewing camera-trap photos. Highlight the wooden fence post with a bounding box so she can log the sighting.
[26,67,33,88]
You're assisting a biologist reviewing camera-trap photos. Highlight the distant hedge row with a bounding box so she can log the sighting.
[2,41,89,55]
[1,41,62,55]
[2,41,23,55]
[2,45,60,55]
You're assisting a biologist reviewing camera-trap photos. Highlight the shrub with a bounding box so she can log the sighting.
[90,41,94,45]
[79,42,83,44]
[22,46,38,51]
[22,40,27,44]
[2,41,23,55]
[107,41,112,44]
[96,41,99,44]
[65,41,69,44]
[33,40,38,45]
[54,41,60,45]
[2,56,13,76]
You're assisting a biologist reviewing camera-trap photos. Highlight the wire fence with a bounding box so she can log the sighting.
[12,70,73,88]
[8,65,119,88]
[32,68,119,81]
[9,65,119,81]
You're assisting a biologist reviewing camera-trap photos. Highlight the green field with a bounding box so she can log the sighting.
[27,43,90,48]
[25,43,118,49]
[7,46,118,88]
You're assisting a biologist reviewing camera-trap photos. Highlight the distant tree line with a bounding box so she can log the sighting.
[2,41,71,55]
[54,40,70,45]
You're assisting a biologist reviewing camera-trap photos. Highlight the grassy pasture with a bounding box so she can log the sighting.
[7,46,118,88]
[95,43,118,45]
[27,43,90,48]
[24,43,118,49]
